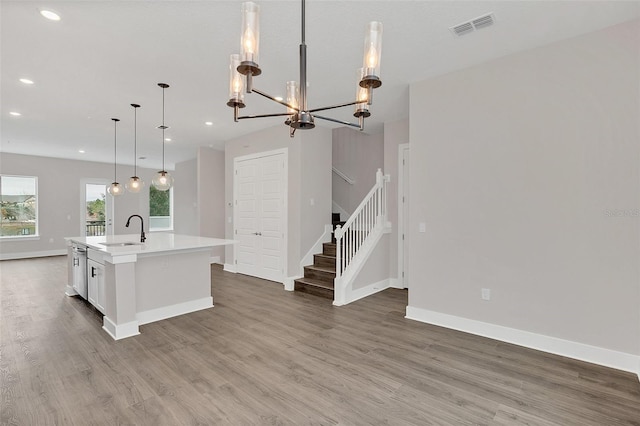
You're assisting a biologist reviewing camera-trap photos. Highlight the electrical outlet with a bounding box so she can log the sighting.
[481,288,491,301]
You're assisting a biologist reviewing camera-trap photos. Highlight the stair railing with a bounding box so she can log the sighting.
[334,168,389,280]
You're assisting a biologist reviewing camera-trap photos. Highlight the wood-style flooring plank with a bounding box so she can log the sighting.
[1,256,639,425]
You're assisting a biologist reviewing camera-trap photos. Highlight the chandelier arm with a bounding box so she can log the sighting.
[308,100,361,113]
[314,114,363,130]
[238,112,296,120]
[252,88,300,112]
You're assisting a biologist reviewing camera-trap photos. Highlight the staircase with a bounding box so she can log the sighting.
[293,214,344,299]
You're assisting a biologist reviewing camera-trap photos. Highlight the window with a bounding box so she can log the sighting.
[149,186,173,231]
[1,175,38,238]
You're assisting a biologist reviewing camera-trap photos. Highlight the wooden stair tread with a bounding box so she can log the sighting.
[294,277,334,290]
[314,253,335,260]
[304,264,335,274]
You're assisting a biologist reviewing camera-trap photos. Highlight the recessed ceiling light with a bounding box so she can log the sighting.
[40,10,61,21]
[19,78,34,85]
[78,150,85,154]
[165,138,172,142]
[205,122,213,126]
[9,111,21,116]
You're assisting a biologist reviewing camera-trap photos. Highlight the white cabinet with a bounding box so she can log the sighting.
[87,251,106,314]
[71,245,88,299]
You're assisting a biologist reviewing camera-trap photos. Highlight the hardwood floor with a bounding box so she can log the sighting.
[1,256,639,425]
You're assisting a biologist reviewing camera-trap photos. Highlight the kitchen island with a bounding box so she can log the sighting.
[66,233,235,340]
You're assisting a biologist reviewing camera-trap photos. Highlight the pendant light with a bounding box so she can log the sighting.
[227,0,383,136]
[126,103,144,193]
[152,83,173,191]
[107,118,123,197]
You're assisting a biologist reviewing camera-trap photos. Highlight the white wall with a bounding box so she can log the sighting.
[0,153,156,258]
[197,147,226,261]
[332,127,384,217]
[174,158,198,236]
[408,19,640,360]
[224,125,332,278]
[300,129,333,264]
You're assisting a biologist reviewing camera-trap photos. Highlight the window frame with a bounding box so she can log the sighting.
[0,175,39,240]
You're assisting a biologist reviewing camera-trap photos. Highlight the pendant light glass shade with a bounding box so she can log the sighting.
[240,2,260,65]
[286,80,299,114]
[152,83,173,192]
[152,171,173,192]
[354,68,370,118]
[107,118,123,197]
[362,21,383,79]
[126,176,144,193]
[228,54,244,103]
[107,182,123,196]
[126,103,145,193]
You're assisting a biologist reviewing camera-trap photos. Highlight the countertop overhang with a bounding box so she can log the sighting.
[66,233,236,256]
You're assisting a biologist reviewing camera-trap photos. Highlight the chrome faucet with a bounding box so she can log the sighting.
[125,214,146,243]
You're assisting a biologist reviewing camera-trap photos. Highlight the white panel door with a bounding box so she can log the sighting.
[234,152,285,282]
[236,161,260,277]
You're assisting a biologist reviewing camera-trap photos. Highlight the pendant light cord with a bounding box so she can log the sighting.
[162,87,165,171]
[111,118,120,181]
[134,106,137,176]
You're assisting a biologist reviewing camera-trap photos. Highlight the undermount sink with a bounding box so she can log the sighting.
[99,242,142,247]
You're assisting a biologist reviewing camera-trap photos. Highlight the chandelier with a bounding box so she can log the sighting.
[227,0,383,137]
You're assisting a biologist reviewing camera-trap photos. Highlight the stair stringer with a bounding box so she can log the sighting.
[286,224,333,291]
[333,222,391,306]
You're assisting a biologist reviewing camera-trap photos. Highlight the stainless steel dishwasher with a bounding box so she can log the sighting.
[71,244,88,299]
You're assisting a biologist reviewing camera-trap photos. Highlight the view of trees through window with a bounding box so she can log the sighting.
[0,175,38,237]
[149,186,172,230]
[86,184,106,236]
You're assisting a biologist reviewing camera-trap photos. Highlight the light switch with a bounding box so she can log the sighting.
[419,222,426,233]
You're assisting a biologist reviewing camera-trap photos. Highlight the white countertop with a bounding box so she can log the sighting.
[66,233,236,256]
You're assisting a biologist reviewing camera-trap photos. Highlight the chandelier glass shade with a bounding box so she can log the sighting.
[152,83,173,191]
[126,103,145,193]
[107,118,123,197]
[227,0,383,137]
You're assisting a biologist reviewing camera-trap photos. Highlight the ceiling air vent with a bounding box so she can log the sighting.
[451,22,474,36]
[450,13,496,37]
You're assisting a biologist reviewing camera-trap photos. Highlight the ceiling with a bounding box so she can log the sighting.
[2,1,638,170]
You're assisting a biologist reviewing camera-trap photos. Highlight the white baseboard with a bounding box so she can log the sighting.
[406,306,640,381]
[0,249,66,261]
[137,297,213,326]
[334,278,391,306]
[223,263,237,273]
[389,278,403,289]
[102,316,140,341]
[209,256,221,264]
